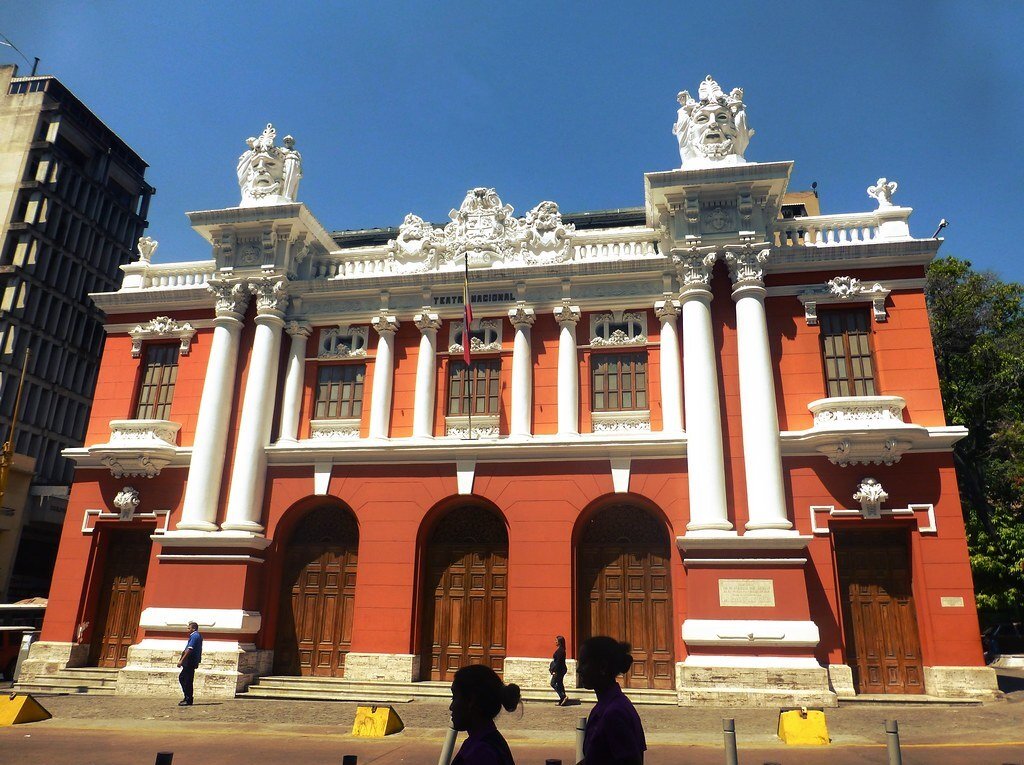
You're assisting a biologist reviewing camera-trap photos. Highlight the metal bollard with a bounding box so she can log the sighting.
[438,724,458,765]
[723,718,738,765]
[885,719,902,765]
[545,760,562,765]
[154,754,173,765]
[575,716,587,765]
[342,756,357,765]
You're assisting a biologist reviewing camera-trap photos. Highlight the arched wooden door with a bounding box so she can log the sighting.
[274,506,359,677]
[420,506,508,681]
[577,504,675,689]
[90,529,152,668]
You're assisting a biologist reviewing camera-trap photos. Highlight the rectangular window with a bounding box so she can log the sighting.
[591,352,648,412]
[314,363,366,419]
[134,344,179,420]
[820,309,877,396]
[448,359,501,416]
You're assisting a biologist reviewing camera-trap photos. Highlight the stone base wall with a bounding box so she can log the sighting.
[18,641,91,681]
[923,666,999,699]
[117,645,273,699]
[827,664,856,696]
[676,662,838,707]
[502,657,578,689]
[343,653,420,682]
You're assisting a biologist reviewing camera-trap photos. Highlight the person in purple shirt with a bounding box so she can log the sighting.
[449,664,520,765]
[578,636,647,765]
[176,621,202,707]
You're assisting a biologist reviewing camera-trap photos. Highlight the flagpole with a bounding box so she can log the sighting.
[464,253,473,441]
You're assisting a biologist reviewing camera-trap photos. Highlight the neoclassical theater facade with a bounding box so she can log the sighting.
[22,77,996,704]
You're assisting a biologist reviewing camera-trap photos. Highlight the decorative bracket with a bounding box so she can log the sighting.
[130,317,196,358]
[799,276,891,325]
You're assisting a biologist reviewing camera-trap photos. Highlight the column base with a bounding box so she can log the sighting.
[116,639,272,698]
[175,521,219,532]
[502,657,579,689]
[220,521,266,534]
[743,525,799,537]
[342,653,420,682]
[683,527,738,537]
[676,657,837,707]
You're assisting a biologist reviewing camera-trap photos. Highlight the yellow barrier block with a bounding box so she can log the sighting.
[352,705,404,737]
[777,708,829,745]
[0,694,52,726]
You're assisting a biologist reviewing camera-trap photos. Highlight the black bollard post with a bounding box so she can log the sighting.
[723,718,738,765]
[575,716,587,765]
[545,760,562,765]
[885,719,902,765]
[342,756,358,765]
[154,754,173,765]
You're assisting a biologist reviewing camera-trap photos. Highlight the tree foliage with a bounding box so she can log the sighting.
[926,256,1024,615]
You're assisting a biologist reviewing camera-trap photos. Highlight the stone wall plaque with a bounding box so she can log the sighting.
[940,596,965,608]
[718,579,776,608]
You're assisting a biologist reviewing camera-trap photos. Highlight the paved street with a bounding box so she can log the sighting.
[2,686,1024,765]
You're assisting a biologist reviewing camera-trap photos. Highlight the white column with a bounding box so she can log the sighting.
[553,304,580,436]
[678,253,732,535]
[277,321,311,444]
[655,298,683,434]
[221,278,289,533]
[413,310,441,438]
[725,245,794,536]
[508,304,536,438]
[368,313,399,439]
[177,280,249,532]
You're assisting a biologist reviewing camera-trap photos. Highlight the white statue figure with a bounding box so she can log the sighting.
[387,213,442,272]
[672,76,754,169]
[236,123,302,207]
[867,178,898,208]
[521,200,574,264]
[136,236,158,263]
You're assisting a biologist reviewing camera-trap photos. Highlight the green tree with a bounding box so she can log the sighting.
[926,256,1024,615]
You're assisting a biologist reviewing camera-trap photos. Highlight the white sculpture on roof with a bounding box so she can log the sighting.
[673,76,753,169]
[867,178,898,208]
[443,187,521,268]
[388,213,443,272]
[236,123,302,207]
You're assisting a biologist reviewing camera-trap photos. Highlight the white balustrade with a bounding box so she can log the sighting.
[774,209,911,248]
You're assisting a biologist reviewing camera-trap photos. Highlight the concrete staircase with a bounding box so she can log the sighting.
[16,666,119,696]
[240,676,678,705]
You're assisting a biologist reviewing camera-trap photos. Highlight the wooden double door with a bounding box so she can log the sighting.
[274,507,359,677]
[835,529,924,694]
[91,530,151,668]
[420,506,508,681]
[578,505,675,689]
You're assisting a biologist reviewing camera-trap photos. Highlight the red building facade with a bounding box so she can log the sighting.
[19,95,996,704]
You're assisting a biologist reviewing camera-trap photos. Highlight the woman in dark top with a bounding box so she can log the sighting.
[550,635,568,705]
[577,636,646,765]
[449,664,520,765]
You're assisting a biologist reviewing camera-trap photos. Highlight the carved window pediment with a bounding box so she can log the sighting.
[319,325,369,359]
[799,276,891,325]
[129,317,196,358]
[590,311,648,347]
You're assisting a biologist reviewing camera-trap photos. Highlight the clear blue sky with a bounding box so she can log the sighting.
[5,2,1023,281]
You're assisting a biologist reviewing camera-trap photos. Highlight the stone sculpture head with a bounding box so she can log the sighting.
[673,76,753,169]
[236,123,302,207]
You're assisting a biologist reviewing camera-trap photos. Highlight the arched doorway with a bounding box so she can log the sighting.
[273,505,359,677]
[577,503,675,689]
[419,505,508,681]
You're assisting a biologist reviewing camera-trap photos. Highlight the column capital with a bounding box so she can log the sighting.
[674,247,718,297]
[208,278,250,319]
[553,304,580,326]
[414,310,442,333]
[724,241,771,293]
[508,304,536,329]
[372,312,400,335]
[655,298,681,320]
[284,320,312,339]
[249,276,290,316]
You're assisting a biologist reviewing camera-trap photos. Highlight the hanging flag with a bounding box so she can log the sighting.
[462,257,473,366]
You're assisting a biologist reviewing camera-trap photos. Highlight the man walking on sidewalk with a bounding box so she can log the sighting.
[177,621,203,706]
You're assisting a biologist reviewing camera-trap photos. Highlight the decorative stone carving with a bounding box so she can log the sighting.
[590,311,648,347]
[853,478,888,519]
[249,277,289,315]
[309,419,362,440]
[802,396,914,466]
[655,298,681,320]
[724,245,771,289]
[443,187,521,268]
[89,419,182,478]
[387,214,443,272]
[554,304,581,326]
[371,313,400,335]
[137,236,158,263]
[236,123,302,207]
[285,321,312,339]
[113,486,141,521]
[208,279,250,317]
[319,325,368,358]
[445,415,500,440]
[674,248,718,292]
[129,317,196,358]
[799,278,891,325]
[508,304,536,329]
[591,410,652,433]
[449,319,502,354]
[673,76,754,169]
[810,397,906,426]
[867,178,898,208]
[521,201,574,264]
[414,311,442,333]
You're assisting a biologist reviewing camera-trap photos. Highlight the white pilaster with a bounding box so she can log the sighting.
[677,252,732,535]
[413,310,441,438]
[369,313,400,440]
[277,321,311,444]
[177,280,249,532]
[221,278,289,533]
[655,298,683,434]
[508,304,536,438]
[725,244,794,536]
[554,304,580,436]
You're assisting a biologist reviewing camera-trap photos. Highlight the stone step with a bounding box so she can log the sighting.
[838,694,982,705]
[15,680,117,696]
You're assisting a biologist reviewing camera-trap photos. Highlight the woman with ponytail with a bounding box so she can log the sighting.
[577,636,647,765]
[449,664,520,765]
